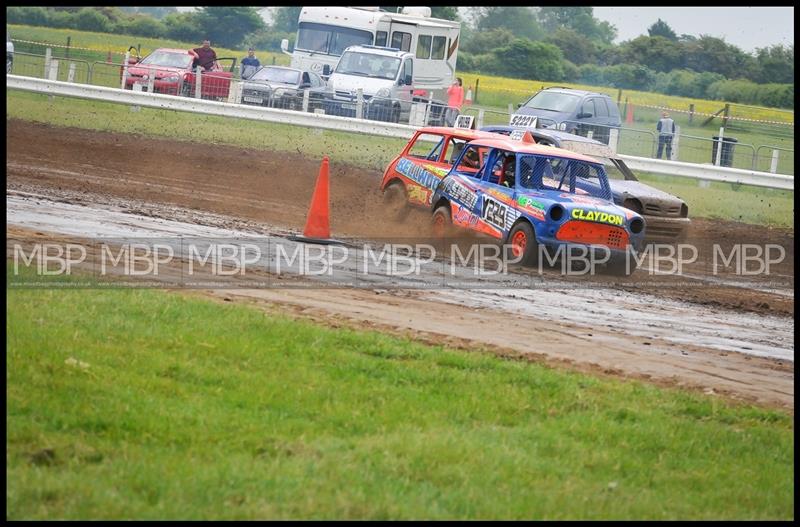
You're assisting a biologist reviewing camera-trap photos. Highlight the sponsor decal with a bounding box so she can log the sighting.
[443,178,478,209]
[484,188,515,205]
[571,208,624,226]
[516,196,546,220]
[453,205,479,227]
[396,158,443,191]
[406,184,431,205]
[481,196,508,230]
[422,163,450,179]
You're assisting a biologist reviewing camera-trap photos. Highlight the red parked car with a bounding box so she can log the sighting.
[122,48,236,100]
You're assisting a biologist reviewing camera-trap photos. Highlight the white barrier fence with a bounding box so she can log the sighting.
[6,75,793,191]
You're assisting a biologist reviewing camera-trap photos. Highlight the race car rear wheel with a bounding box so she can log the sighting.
[431,204,453,238]
[507,222,538,266]
[382,182,409,221]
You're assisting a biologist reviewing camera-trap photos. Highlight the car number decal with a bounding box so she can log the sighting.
[481,197,507,230]
[509,114,538,128]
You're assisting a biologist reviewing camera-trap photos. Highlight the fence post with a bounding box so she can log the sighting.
[65,36,71,60]
[714,127,724,166]
[67,62,76,83]
[477,108,485,129]
[608,128,619,155]
[586,130,594,140]
[44,47,52,78]
[474,78,479,104]
[194,66,202,98]
[688,103,695,125]
[722,103,730,128]
[507,102,514,116]
[121,50,130,89]
[671,125,679,161]
[227,79,242,104]
[769,149,780,174]
[356,88,363,119]
[302,88,310,112]
[147,69,155,93]
[47,59,59,80]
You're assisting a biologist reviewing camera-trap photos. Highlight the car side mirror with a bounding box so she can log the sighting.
[517,103,523,108]
[577,112,592,119]
[280,39,289,53]
[322,64,331,76]
[404,74,412,86]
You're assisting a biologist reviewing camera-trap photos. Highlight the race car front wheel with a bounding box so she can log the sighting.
[606,250,637,277]
[507,222,539,266]
[431,204,453,238]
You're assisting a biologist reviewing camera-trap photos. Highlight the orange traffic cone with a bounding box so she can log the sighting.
[625,103,634,124]
[288,157,345,245]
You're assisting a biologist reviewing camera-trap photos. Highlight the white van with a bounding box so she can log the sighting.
[281,6,459,101]
[323,45,418,122]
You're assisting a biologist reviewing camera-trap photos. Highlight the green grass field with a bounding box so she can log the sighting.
[6,90,794,228]
[6,268,794,519]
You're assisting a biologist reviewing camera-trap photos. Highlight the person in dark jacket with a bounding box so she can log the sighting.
[241,47,260,79]
[656,111,676,159]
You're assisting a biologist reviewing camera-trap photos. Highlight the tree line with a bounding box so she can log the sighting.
[7,6,794,109]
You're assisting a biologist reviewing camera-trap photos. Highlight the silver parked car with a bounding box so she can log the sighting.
[241,66,329,111]
[482,125,690,242]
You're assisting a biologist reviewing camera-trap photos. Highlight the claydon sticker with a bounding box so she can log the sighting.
[571,208,624,226]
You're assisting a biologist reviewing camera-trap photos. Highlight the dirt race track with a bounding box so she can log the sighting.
[6,119,795,409]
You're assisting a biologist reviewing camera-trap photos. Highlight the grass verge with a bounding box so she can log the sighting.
[6,267,795,519]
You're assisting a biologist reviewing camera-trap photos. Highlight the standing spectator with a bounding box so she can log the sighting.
[240,47,261,79]
[445,77,465,126]
[447,77,465,110]
[656,111,676,159]
[189,39,217,71]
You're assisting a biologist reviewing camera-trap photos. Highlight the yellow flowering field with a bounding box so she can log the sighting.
[459,72,794,125]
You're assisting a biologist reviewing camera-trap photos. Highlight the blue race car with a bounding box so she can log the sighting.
[481,125,690,242]
[430,134,646,275]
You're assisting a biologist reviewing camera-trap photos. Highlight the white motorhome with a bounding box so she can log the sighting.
[281,6,460,99]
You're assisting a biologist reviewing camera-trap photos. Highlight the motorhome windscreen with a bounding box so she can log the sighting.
[296,22,373,56]
[335,52,401,80]
[518,155,612,200]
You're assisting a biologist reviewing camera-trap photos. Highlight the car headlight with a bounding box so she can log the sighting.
[375,87,391,99]
[558,122,567,131]
[273,88,286,98]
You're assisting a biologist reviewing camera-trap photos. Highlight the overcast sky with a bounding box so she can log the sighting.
[591,7,794,52]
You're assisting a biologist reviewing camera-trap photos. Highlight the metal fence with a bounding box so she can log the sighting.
[7,48,795,175]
